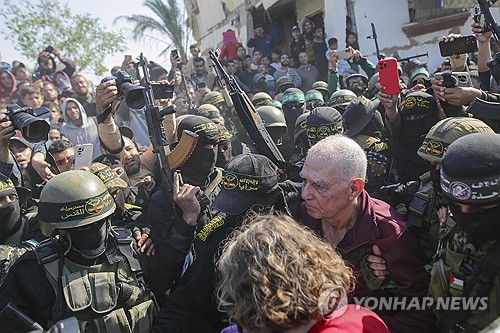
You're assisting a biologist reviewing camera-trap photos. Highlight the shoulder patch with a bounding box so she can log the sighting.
[197,213,226,241]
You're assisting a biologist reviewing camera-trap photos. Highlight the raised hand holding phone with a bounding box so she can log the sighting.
[378,57,400,95]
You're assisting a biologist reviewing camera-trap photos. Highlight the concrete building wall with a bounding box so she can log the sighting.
[325,0,500,74]
[189,0,500,74]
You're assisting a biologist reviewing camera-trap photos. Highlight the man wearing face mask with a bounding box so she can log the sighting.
[0,174,42,286]
[256,105,288,157]
[376,117,494,262]
[429,132,500,332]
[383,91,439,183]
[144,115,223,300]
[281,88,306,161]
[152,154,290,333]
[0,170,167,331]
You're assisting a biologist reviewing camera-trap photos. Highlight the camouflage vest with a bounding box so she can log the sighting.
[0,213,40,287]
[36,228,157,333]
[429,219,500,332]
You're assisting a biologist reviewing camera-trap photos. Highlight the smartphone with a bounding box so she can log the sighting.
[439,36,478,57]
[32,72,42,82]
[337,49,352,60]
[197,81,207,90]
[378,57,400,95]
[434,71,472,88]
[44,45,54,53]
[152,83,174,99]
[473,5,490,33]
[74,143,94,170]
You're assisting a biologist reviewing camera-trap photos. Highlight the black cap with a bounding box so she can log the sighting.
[306,107,343,144]
[399,91,438,119]
[177,115,219,145]
[211,154,279,215]
[342,96,380,137]
[119,126,134,140]
[0,173,31,205]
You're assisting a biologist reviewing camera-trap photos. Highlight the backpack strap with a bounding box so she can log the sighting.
[113,228,142,274]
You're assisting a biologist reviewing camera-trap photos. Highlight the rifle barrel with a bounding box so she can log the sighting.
[398,52,429,63]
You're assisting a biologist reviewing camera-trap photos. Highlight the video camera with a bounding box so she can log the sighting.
[2,104,49,143]
[102,70,145,109]
[101,70,174,109]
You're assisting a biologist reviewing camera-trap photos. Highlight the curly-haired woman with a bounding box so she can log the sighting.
[217,214,389,333]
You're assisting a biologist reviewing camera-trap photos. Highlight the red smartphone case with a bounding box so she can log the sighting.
[378,57,400,95]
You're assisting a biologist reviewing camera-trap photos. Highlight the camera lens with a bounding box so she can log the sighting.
[11,111,49,143]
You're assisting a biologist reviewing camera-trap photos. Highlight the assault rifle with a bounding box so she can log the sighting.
[367,23,384,60]
[397,52,429,64]
[137,53,198,208]
[208,49,299,174]
[477,0,500,83]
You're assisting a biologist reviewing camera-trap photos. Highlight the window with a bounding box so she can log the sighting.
[408,0,466,22]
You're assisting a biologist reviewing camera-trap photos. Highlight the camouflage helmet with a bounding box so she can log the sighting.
[38,170,115,237]
[311,81,328,93]
[294,111,310,143]
[198,104,222,123]
[256,106,286,128]
[202,91,224,106]
[305,89,324,103]
[418,117,493,164]
[328,89,357,112]
[252,92,273,107]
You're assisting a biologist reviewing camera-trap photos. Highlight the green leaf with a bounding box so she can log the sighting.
[1,0,126,75]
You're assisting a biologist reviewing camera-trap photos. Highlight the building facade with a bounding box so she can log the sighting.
[182,0,499,73]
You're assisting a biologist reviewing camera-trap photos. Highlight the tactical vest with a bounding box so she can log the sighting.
[36,228,157,333]
[430,220,500,332]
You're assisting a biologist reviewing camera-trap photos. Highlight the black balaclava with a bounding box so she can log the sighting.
[448,204,500,243]
[282,88,306,134]
[267,127,285,146]
[0,201,21,243]
[399,92,439,151]
[68,218,110,260]
[177,116,219,186]
[180,145,217,186]
[440,132,500,243]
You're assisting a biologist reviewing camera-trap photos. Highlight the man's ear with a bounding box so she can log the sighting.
[348,178,365,200]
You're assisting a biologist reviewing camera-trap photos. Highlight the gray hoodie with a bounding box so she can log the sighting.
[60,98,101,159]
